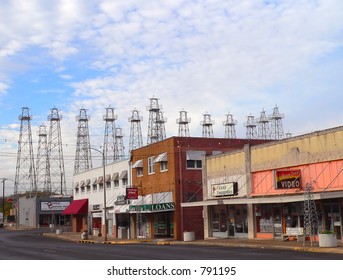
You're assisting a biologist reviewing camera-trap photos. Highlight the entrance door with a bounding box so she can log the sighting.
[323,202,341,239]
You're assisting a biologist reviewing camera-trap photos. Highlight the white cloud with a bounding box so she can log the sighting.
[0,0,343,193]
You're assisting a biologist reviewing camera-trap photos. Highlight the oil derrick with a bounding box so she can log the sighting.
[74,108,93,174]
[269,105,284,140]
[115,127,125,160]
[128,109,143,153]
[147,97,166,144]
[303,182,319,246]
[257,109,270,139]
[223,112,237,139]
[201,112,215,138]
[177,109,191,137]
[47,107,66,195]
[14,107,37,197]
[153,110,167,142]
[103,107,117,164]
[36,124,50,194]
[245,114,257,139]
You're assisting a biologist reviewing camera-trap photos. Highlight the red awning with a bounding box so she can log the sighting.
[62,199,88,215]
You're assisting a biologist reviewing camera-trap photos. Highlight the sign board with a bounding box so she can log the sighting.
[275,169,301,189]
[129,202,175,213]
[211,182,238,197]
[115,195,128,205]
[126,187,138,199]
[41,201,70,212]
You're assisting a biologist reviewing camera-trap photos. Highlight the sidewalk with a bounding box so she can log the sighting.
[5,225,343,254]
[40,229,343,255]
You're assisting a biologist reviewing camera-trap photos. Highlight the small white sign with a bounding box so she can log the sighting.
[211,182,237,197]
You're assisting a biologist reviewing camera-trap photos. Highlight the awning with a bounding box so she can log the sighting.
[132,159,143,168]
[112,172,119,181]
[154,152,167,163]
[62,199,88,215]
[74,182,79,189]
[105,174,111,182]
[79,180,85,187]
[92,177,97,185]
[97,176,103,184]
[119,170,128,179]
[85,179,91,187]
[186,150,205,160]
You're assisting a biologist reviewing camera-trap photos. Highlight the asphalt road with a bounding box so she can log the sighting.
[1,228,343,260]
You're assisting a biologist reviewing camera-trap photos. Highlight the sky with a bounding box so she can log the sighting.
[0,0,342,195]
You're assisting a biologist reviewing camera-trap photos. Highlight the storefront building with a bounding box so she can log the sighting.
[183,125,343,241]
[131,136,269,240]
[18,196,72,228]
[73,159,131,237]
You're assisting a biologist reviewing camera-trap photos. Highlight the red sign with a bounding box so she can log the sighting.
[275,169,301,189]
[126,188,138,199]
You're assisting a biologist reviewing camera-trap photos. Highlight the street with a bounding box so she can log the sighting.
[1,229,343,260]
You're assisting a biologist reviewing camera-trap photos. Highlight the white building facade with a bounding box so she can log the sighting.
[73,159,132,238]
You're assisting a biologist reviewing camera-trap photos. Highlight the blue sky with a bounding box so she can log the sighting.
[0,0,343,194]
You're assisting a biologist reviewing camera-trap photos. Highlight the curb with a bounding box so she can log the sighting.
[78,240,96,244]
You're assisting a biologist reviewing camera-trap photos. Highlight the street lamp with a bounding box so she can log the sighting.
[88,147,107,242]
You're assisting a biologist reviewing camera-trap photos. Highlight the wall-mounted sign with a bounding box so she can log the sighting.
[129,202,175,212]
[126,187,138,199]
[92,204,100,211]
[115,195,128,205]
[211,182,238,197]
[41,201,70,212]
[275,169,301,189]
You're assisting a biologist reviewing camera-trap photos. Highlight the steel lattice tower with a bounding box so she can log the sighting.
[177,109,191,137]
[36,124,50,194]
[269,105,285,140]
[74,108,93,174]
[47,107,66,195]
[245,114,257,139]
[115,127,125,160]
[103,107,117,164]
[128,109,143,153]
[14,107,37,197]
[201,112,215,138]
[303,182,319,246]
[147,97,165,144]
[257,109,270,139]
[152,110,167,142]
[223,113,237,138]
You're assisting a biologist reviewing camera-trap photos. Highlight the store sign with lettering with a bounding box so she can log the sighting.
[211,182,238,197]
[275,169,301,189]
[129,202,175,212]
[41,201,70,211]
[126,188,138,199]
[115,195,128,205]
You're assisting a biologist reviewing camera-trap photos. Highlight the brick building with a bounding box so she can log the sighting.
[130,136,269,240]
